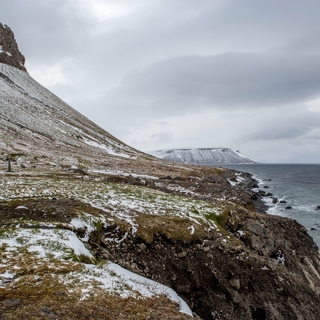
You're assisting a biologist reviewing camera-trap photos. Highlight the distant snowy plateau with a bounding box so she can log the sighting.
[149,148,255,164]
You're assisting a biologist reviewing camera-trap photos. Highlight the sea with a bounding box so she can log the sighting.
[207,164,320,248]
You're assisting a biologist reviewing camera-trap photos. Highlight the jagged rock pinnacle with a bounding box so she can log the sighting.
[0,23,27,72]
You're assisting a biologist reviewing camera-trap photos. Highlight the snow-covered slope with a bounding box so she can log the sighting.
[0,63,144,161]
[149,148,255,164]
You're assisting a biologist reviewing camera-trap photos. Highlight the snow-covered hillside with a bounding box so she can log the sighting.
[149,148,255,164]
[0,63,145,162]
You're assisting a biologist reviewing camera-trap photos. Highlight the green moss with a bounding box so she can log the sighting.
[205,206,232,231]
[135,213,207,244]
[16,237,27,245]
[191,207,200,215]
[70,252,96,265]
[0,227,15,238]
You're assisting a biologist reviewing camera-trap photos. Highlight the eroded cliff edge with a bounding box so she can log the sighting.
[1,162,320,320]
[91,172,320,320]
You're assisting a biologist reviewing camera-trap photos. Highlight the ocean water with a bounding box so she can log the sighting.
[210,164,320,248]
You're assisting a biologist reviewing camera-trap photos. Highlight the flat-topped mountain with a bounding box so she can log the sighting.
[149,148,255,164]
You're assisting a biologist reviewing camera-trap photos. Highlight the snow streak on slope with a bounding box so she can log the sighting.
[0,63,141,160]
[149,148,255,164]
[0,226,192,315]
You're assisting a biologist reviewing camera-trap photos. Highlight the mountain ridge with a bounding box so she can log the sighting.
[0,23,149,165]
[0,61,152,168]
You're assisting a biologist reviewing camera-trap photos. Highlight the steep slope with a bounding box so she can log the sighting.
[0,23,147,165]
[0,64,145,161]
[149,148,255,164]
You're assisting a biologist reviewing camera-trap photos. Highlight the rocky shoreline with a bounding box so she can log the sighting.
[235,171,271,214]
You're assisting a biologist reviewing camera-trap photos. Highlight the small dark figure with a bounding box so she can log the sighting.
[8,159,11,172]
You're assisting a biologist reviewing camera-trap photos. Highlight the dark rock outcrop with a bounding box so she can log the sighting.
[0,23,26,71]
[95,204,320,320]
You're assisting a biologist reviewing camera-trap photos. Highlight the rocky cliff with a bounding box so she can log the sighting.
[0,23,26,72]
[1,24,320,320]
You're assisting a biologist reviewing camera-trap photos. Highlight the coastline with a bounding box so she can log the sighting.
[200,163,272,214]
[224,163,320,249]
[234,169,271,214]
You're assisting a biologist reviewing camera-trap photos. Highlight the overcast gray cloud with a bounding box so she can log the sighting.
[106,53,320,115]
[1,0,320,162]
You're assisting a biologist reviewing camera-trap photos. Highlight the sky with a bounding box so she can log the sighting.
[2,0,320,163]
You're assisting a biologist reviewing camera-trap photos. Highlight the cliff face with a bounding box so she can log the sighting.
[99,200,320,320]
[0,23,26,72]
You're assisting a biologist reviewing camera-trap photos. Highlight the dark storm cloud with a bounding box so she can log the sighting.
[105,52,320,117]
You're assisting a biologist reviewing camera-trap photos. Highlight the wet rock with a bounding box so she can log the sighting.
[286,206,293,210]
[251,193,258,200]
[258,190,266,196]
[315,205,320,211]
